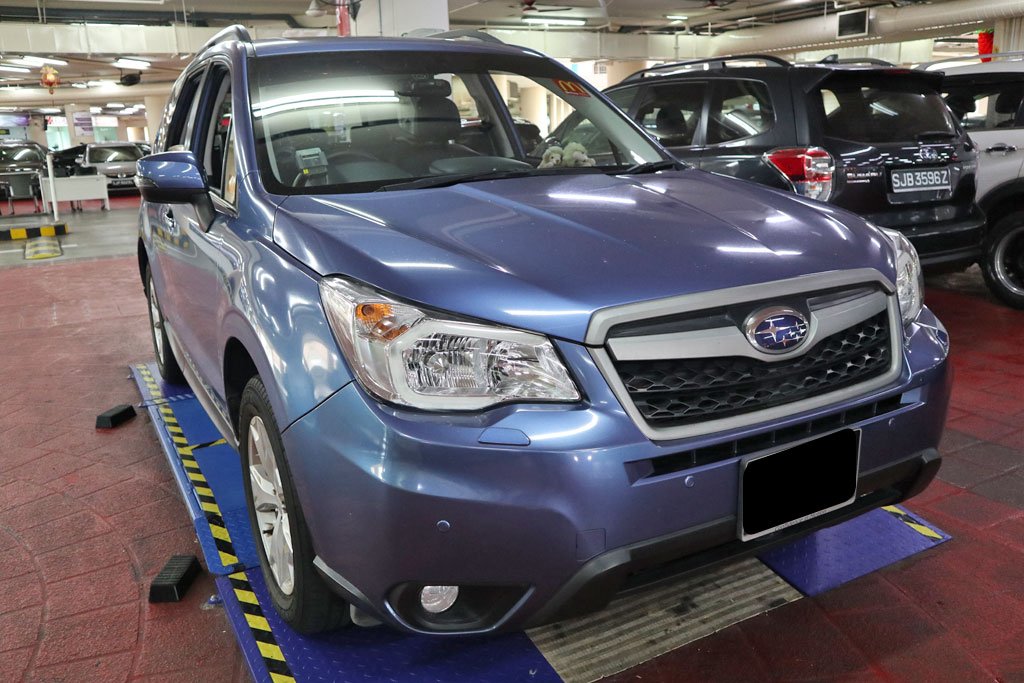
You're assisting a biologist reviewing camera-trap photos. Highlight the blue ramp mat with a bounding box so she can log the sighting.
[758,504,950,596]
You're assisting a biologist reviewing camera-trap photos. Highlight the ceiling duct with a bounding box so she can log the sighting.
[708,0,1024,55]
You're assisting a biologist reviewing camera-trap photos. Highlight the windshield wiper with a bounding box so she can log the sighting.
[616,159,684,175]
[375,167,599,192]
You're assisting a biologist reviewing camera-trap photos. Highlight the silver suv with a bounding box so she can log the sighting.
[933,52,1024,308]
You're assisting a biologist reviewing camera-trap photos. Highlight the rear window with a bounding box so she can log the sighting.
[817,78,955,144]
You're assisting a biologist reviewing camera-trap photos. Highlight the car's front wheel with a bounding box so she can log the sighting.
[238,376,350,634]
[982,210,1024,309]
[145,265,185,384]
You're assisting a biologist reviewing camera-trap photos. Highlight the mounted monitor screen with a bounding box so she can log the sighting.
[837,9,869,39]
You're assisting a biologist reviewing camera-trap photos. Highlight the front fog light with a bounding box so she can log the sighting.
[420,585,459,614]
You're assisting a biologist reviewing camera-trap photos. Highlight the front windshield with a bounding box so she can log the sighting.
[0,145,43,163]
[250,50,665,194]
[87,145,143,164]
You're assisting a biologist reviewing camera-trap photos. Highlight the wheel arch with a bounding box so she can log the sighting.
[979,177,1024,229]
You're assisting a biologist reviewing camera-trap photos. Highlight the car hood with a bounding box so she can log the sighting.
[274,169,895,342]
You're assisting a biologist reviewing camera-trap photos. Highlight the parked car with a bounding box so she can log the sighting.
[81,141,144,190]
[50,143,87,177]
[935,52,1024,308]
[587,55,984,269]
[138,27,950,636]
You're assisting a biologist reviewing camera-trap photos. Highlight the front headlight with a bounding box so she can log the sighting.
[881,227,924,325]
[320,277,580,410]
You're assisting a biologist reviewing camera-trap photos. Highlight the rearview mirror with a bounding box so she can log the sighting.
[136,151,210,204]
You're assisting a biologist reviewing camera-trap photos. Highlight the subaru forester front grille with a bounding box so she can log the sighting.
[613,311,891,428]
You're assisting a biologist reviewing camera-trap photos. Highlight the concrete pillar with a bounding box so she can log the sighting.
[64,104,95,146]
[995,17,1024,53]
[519,85,549,135]
[27,116,48,148]
[605,60,647,87]
[352,0,448,37]
[144,95,167,144]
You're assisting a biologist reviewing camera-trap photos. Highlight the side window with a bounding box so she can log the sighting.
[605,87,638,113]
[706,80,774,145]
[635,82,707,148]
[944,81,1024,131]
[164,69,205,151]
[201,66,235,202]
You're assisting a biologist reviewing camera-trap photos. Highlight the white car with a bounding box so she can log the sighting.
[930,52,1024,308]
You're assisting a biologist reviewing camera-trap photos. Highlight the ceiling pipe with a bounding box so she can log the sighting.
[708,0,1024,55]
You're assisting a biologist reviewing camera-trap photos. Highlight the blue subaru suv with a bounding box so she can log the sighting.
[137,26,950,635]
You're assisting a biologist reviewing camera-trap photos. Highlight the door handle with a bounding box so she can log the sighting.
[985,143,1018,154]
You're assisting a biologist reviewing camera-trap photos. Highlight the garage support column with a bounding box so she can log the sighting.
[995,17,1024,52]
[144,96,167,143]
[351,0,448,37]
[64,104,95,146]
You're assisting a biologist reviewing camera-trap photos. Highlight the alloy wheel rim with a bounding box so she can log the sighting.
[993,226,1024,297]
[149,280,164,358]
[248,415,295,595]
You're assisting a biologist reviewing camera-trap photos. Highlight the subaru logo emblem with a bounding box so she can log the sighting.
[745,307,809,354]
[920,147,938,161]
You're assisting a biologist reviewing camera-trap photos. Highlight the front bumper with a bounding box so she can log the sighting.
[281,307,951,635]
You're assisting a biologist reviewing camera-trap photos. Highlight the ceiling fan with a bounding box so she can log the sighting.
[514,0,575,13]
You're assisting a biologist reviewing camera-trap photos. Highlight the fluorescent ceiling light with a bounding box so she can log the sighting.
[87,79,116,87]
[90,106,102,114]
[522,16,585,26]
[71,82,88,88]
[65,0,166,4]
[15,56,69,67]
[106,102,125,108]
[0,65,30,73]
[112,58,150,70]
[665,15,689,20]
[38,107,61,113]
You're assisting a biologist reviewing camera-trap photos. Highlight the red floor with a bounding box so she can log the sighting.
[0,257,1021,682]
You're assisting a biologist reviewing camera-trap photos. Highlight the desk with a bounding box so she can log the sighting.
[40,174,110,212]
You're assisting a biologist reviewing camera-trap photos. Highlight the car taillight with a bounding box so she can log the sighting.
[764,147,835,201]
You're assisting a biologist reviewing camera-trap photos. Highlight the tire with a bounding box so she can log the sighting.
[981,210,1024,309]
[145,265,186,384]
[238,376,350,634]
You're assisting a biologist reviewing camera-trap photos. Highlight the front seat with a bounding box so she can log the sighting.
[395,79,478,175]
[654,106,692,146]
[994,86,1024,127]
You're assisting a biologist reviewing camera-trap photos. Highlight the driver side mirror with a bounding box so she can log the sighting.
[136,151,214,224]
[136,151,210,204]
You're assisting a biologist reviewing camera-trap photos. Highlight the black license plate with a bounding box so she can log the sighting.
[890,167,950,193]
[740,429,859,540]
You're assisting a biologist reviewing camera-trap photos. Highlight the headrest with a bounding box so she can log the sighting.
[400,96,462,143]
[944,94,976,117]
[994,87,1023,114]
[398,78,452,98]
[655,107,688,136]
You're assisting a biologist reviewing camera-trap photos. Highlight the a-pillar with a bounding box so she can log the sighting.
[351,0,448,37]
[64,104,95,146]
[144,95,168,143]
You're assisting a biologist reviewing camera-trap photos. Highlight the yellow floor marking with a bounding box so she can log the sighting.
[257,642,286,661]
[245,613,272,631]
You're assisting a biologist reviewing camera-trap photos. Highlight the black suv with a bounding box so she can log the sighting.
[567,55,985,268]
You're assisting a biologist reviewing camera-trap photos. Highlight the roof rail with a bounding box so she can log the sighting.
[409,28,505,45]
[918,50,1024,71]
[622,54,790,82]
[200,24,253,52]
[817,55,895,67]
